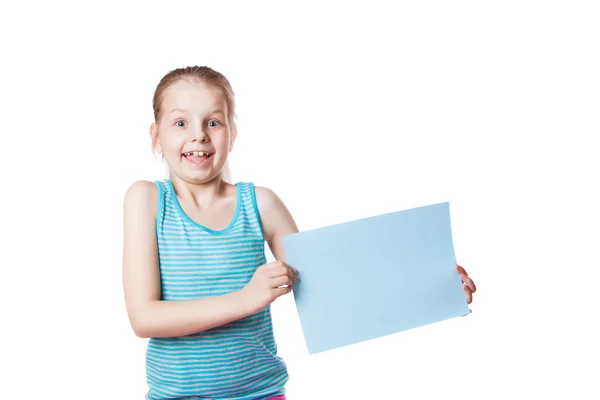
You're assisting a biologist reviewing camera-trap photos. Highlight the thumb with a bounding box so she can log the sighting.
[273,286,293,298]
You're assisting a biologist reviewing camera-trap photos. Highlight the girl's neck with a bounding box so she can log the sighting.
[170,175,232,208]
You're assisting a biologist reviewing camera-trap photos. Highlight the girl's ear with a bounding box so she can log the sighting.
[150,123,162,153]
[229,124,237,152]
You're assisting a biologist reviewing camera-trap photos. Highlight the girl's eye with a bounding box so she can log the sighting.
[207,120,221,127]
[175,120,186,127]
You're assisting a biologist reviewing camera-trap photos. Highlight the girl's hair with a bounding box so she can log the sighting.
[152,66,237,182]
[152,66,237,127]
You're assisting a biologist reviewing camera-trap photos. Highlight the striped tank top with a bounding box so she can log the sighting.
[146,179,289,400]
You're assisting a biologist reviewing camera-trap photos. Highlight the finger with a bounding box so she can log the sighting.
[461,309,472,317]
[460,273,477,293]
[288,265,298,276]
[463,284,473,304]
[273,286,293,298]
[260,261,282,271]
[267,265,289,278]
[273,275,293,288]
[266,260,288,270]
[286,268,299,283]
[456,264,468,276]
[281,265,299,279]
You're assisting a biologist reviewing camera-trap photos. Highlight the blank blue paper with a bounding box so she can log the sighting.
[281,201,469,354]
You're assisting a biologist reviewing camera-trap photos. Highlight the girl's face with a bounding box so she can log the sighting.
[151,79,236,183]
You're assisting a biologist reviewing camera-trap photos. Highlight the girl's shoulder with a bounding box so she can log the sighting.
[252,185,281,212]
[124,179,159,198]
[253,185,296,226]
[123,180,159,217]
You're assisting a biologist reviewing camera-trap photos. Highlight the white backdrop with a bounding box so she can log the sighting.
[2,1,599,399]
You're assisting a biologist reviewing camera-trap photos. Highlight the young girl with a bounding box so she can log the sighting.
[123,66,477,399]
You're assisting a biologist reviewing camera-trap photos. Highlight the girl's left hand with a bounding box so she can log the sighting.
[456,264,476,313]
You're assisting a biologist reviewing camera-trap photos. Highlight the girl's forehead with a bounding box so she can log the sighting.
[162,79,226,109]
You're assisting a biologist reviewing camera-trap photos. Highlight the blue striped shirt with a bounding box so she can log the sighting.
[145,179,288,400]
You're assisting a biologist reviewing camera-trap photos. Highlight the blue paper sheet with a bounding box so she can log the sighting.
[281,201,469,354]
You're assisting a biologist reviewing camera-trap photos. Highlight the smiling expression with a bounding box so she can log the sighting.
[151,78,236,183]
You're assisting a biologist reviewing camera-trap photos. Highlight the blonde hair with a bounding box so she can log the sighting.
[151,66,237,182]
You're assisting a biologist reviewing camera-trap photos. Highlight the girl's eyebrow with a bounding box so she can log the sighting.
[168,109,225,116]
[168,108,186,115]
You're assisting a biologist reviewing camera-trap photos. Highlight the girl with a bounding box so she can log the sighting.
[123,66,477,400]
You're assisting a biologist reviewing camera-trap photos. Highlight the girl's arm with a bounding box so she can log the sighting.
[254,186,300,261]
[122,181,255,338]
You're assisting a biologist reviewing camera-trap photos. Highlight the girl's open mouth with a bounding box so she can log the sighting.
[182,151,213,166]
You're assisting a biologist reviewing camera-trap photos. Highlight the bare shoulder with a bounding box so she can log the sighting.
[253,185,298,244]
[124,180,158,216]
[124,180,158,212]
[253,185,282,211]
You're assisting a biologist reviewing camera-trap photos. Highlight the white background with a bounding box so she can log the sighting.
[2,1,599,399]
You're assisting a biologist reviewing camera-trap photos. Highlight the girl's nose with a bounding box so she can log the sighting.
[192,126,210,142]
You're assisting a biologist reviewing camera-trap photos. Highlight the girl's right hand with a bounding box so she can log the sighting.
[241,261,299,313]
